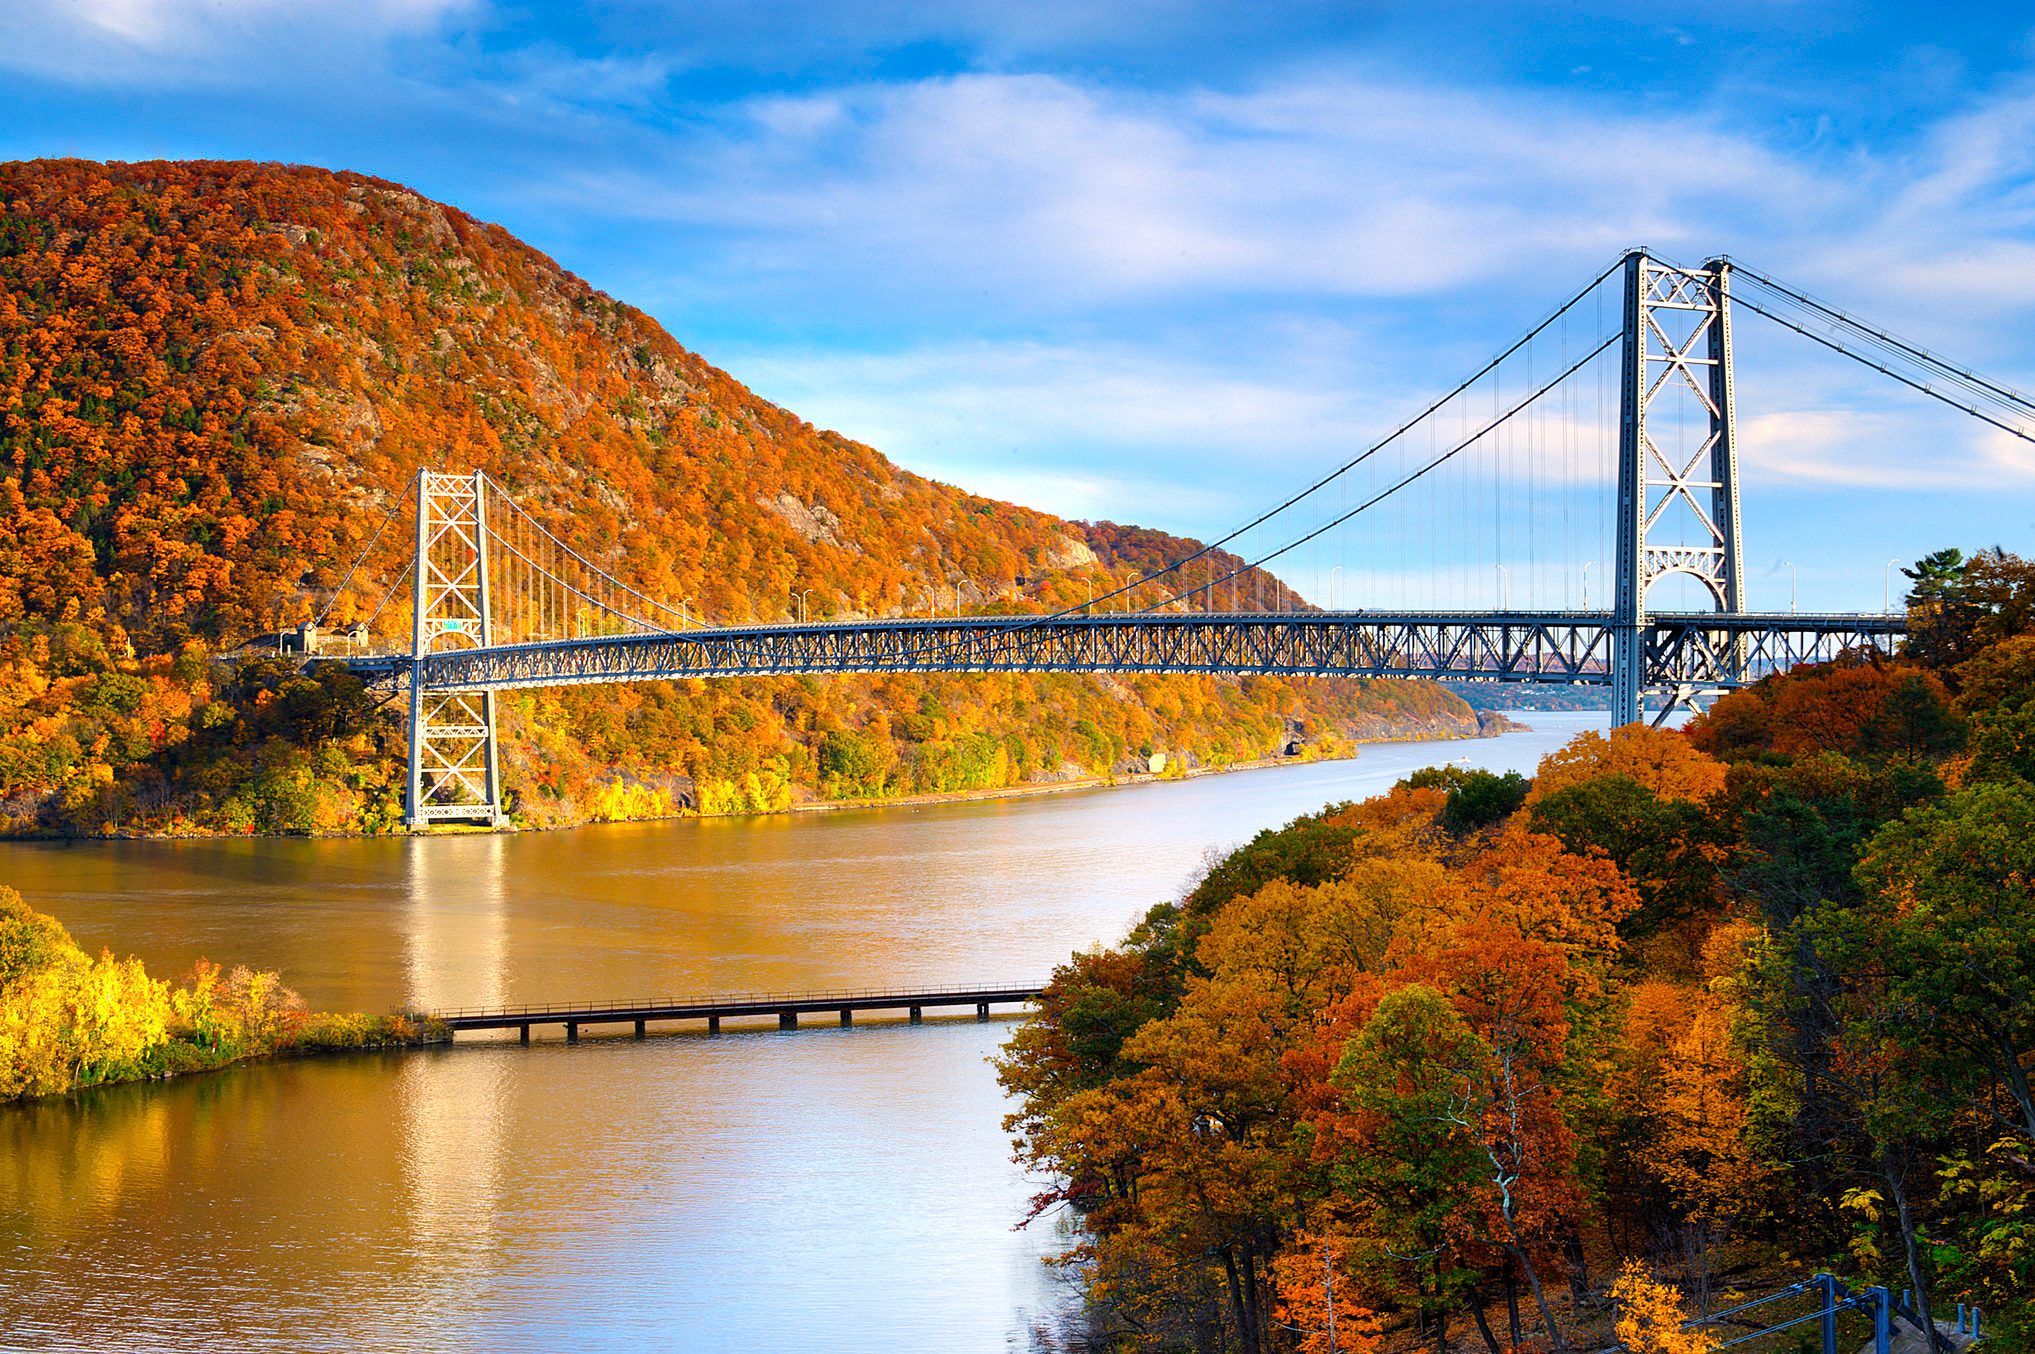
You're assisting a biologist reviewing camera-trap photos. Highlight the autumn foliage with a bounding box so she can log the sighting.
[0,157,1489,835]
[0,885,441,1100]
[1000,552,2035,1351]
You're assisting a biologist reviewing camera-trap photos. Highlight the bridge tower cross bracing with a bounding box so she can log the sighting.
[1613,250,1746,725]
[405,469,508,827]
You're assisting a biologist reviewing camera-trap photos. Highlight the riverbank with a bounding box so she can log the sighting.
[781,717,1523,817]
[13,1013,454,1106]
[3,708,1520,841]
[3,1005,452,1106]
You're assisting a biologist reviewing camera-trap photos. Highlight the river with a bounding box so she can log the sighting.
[0,711,1604,1353]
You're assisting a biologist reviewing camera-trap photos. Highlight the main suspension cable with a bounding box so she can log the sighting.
[1727,260,2035,415]
[313,478,414,628]
[1154,332,1621,609]
[1069,254,1630,617]
[1730,293,2035,447]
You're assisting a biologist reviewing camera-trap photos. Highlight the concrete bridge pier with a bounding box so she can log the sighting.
[778,1011,798,1030]
[634,1019,647,1038]
[976,1002,989,1020]
[707,1015,720,1035]
[566,1021,579,1043]
[518,1024,530,1046]
[839,1009,853,1027]
[909,1006,922,1024]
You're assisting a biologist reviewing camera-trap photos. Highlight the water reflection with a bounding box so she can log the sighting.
[404,832,509,1012]
[0,714,1604,1350]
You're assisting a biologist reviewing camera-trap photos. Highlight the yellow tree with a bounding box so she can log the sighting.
[1525,725,1726,807]
[1609,1260,1717,1354]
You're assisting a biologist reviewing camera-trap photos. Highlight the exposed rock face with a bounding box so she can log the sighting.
[759,493,855,551]
[1046,534,1099,569]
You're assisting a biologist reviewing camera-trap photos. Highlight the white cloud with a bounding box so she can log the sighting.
[1774,85,2035,321]
[0,0,472,85]
[574,70,1829,310]
[727,337,1361,525]
[1738,407,2035,490]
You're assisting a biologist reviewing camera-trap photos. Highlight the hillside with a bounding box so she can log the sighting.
[999,553,2035,1350]
[0,158,1490,834]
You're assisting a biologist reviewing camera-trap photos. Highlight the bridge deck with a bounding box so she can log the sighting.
[352,609,1906,696]
[435,982,1044,1037]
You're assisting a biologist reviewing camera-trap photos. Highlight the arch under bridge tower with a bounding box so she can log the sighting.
[1612,251,1745,726]
[406,470,508,827]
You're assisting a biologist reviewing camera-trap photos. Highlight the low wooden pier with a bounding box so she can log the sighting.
[432,982,1045,1043]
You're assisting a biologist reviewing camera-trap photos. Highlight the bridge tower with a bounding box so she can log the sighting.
[1612,251,1745,725]
[406,470,508,827]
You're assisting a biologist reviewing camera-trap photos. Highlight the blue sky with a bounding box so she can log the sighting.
[3,1,2033,611]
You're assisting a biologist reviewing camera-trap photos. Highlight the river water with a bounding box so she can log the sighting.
[0,712,1603,1353]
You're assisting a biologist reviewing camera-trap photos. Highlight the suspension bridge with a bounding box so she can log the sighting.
[303,249,2035,826]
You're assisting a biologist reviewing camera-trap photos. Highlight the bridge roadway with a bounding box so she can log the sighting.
[433,982,1045,1042]
[349,609,1907,695]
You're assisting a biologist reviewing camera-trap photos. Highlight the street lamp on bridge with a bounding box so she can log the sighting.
[793,588,815,624]
[1885,558,1902,614]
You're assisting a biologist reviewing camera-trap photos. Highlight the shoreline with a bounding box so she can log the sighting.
[1,1017,452,1108]
[778,723,1519,817]
[10,717,1523,843]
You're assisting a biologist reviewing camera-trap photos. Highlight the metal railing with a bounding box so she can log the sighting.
[431,981,1047,1022]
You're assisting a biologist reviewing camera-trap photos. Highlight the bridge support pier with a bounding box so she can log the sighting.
[707,1015,720,1036]
[839,1009,853,1028]
[518,1023,530,1046]
[909,1006,922,1024]
[634,1019,646,1038]
[976,1002,989,1021]
[565,1021,579,1043]
[778,1011,798,1030]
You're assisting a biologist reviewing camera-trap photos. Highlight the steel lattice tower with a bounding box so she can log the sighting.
[1612,251,1745,725]
[406,470,507,826]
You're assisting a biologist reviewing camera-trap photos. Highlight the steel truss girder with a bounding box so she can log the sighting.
[366,612,1903,702]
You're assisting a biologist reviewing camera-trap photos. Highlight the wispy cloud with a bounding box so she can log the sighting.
[567,70,1828,316]
[727,336,1364,524]
[0,0,473,86]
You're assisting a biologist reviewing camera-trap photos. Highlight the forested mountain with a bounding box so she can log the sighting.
[0,159,1486,834]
